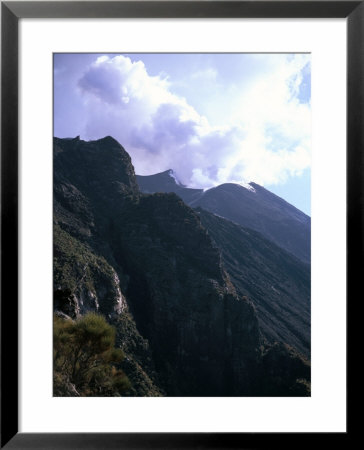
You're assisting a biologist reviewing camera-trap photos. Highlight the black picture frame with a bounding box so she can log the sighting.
[1,1,359,448]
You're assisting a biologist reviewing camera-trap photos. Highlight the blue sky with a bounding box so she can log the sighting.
[54,53,311,215]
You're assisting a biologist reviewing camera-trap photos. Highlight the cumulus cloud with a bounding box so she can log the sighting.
[73,54,310,189]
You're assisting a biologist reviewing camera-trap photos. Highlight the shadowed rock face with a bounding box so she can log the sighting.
[137,169,203,204]
[137,170,311,358]
[55,136,139,193]
[107,192,261,396]
[54,136,262,396]
[137,173,311,264]
[197,209,310,358]
[54,136,310,396]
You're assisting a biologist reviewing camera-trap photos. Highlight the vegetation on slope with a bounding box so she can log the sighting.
[54,223,125,317]
[54,223,115,293]
[54,312,130,396]
[53,136,311,397]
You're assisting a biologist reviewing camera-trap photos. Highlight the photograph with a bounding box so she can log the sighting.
[2,0,357,445]
[53,53,311,397]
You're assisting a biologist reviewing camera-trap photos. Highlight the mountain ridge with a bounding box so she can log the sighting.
[137,169,311,263]
[54,136,310,396]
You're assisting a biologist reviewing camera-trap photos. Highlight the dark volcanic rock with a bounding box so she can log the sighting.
[54,136,310,396]
[136,170,311,358]
[194,182,311,264]
[197,209,310,357]
[53,137,261,396]
[54,136,139,193]
[53,224,127,318]
[137,170,203,204]
[254,342,311,396]
[109,193,260,395]
[137,173,311,264]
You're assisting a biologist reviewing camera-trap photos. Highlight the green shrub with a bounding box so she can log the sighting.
[54,312,130,396]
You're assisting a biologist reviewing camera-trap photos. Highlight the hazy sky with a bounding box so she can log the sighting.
[54,53,311,215]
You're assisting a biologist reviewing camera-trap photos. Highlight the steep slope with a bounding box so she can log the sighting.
[137,172,311,263]
[137,169,203,204]
[197,209,310,357]
[54,136,310,396]
[109,193,261,396]
[54,136,164,396]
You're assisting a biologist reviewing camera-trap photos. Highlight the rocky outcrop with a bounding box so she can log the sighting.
[138,170,311,358]
[109,193,260,395]
[54,136,139,193]
[54,224,128,317]
[54,136,310,396]
[197,209,311,358]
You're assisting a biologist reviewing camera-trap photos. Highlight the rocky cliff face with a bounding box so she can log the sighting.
[137,169,311,358]
[197,209,310,357]
[54,136,163,395]
[109,194,261,395]
[137,172,311,264]
[54,136,310,396]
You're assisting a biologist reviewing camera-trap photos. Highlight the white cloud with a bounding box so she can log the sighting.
[75,54,311,189]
